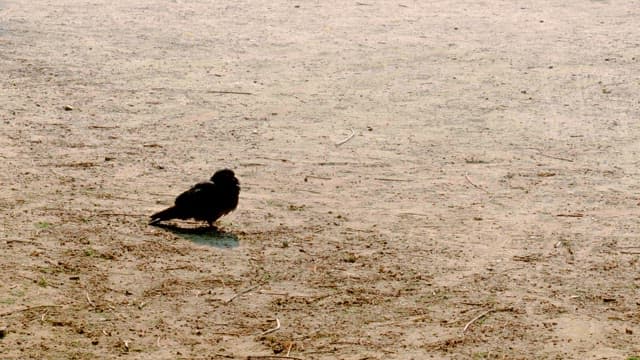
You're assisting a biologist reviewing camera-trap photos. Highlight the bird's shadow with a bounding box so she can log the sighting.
[152,223,239,249]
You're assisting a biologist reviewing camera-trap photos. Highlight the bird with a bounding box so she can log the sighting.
[149,169,240,227]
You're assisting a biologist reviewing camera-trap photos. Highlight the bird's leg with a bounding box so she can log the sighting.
[206,220,219,232]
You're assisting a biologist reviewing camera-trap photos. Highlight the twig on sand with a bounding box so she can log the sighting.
[335,128,355,146]
[556,213,584,218]
[258,290,290,296]
[374,177,412,182]
[225,285,260,303]
[462,307,513,335]
[0,305,63,317]
[304,175,332,181]
[85,292,96,308]
[399,212,430,217]
[247,356,303,360]
[255,156,290,163]
[96,212,148,217]
[463,309,494,334]
[5,239,38,245]
[213,353,235,359]
[207,90,253,95]
[464,173,490,194]
[259,317,281,336]
[532,148,574,162]
[286,342,294,356]
[88,125,119,129]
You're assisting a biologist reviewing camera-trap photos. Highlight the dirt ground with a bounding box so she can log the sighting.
[1,0,640,358]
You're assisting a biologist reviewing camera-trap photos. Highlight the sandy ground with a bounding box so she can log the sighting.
[1,0,640,358]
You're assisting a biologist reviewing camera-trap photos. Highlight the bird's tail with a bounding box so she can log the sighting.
[149,206,179,225]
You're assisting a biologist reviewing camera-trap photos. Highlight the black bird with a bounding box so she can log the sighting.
[149,169,240,227]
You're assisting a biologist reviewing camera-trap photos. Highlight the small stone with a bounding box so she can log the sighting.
[0,327,7,339]
[63,105,73,111]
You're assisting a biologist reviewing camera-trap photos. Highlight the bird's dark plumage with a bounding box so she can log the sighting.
[150,169,240,227]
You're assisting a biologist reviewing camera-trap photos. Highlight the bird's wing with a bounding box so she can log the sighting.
[175,181,218,208]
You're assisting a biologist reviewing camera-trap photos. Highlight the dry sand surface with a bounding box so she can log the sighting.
[1,0,640,358]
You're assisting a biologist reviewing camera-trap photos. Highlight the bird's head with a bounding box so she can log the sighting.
[211,169,239,186]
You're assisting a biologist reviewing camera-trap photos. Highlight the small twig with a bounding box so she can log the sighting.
[88,125,119,129]
[211,331,241,336]
[304,175,332,181]
[164,265,192,271]
[463,309,494,334]
[207,90,253,95]
[536,152,574,162]
[85,292,96,308]
[460,302,485,306]
[225,285,259,303]
[462,308,513,334]
[258,290,289,296]
[399,212,429,217]
[530,148,574,162]
[96,212,148,217]
[286,342,293,356]
[464,173,490,194]
[5,239,38,245]
[255,156,290,163]
[374,177,412,182]
[556,213,584,218]
[259,317,281,336]
[498,267,524,274]
[335,128,355,146]
[620,251,640,255]
[0,305,63,317]
[247,356,302,360]
[316,161,351,166]
[214,353,235,359]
